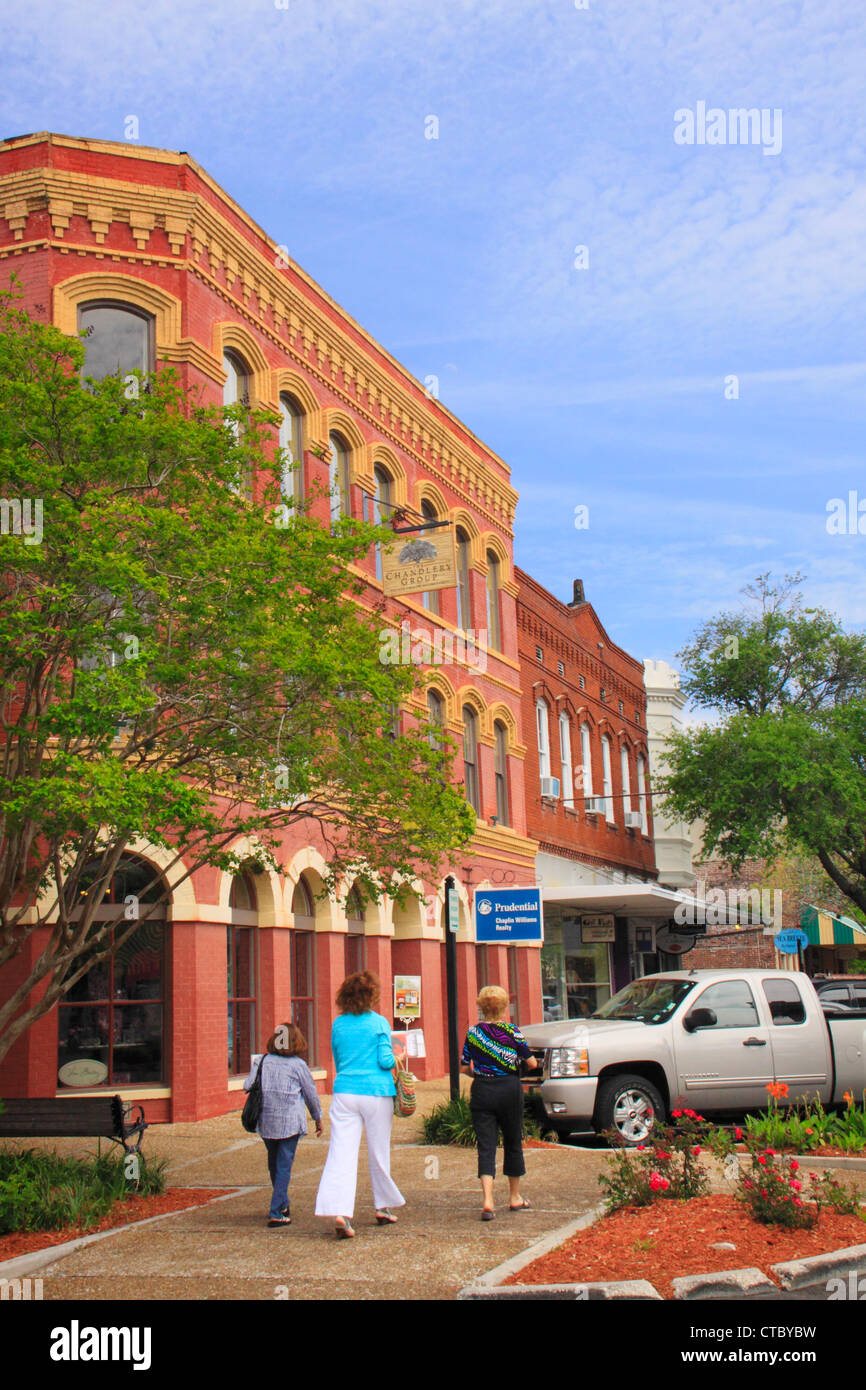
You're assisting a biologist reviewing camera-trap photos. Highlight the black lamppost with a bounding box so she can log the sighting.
[444,874,460,1100]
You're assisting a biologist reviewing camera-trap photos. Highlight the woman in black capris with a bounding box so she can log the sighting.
[461,985,539,1221]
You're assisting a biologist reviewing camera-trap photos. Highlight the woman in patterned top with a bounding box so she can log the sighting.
[461,985,538,1221]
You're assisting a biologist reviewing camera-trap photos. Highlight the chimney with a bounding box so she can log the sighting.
[568,579,586,608]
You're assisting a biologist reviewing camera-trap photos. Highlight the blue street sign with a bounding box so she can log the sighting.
[474,887,543,943]
[775,928,808,954]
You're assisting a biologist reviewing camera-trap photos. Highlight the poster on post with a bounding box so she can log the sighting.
[394,974,421,1020]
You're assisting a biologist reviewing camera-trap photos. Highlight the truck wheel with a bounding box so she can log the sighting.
[594,1074,664,1145]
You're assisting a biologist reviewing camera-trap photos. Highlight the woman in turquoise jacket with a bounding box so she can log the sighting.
[315,970,405,1238]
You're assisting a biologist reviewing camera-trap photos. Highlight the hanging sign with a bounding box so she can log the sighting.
[382,529,456,597]
[475,887,543,943]
[581,914,616,944]
[775,929,808,955]
[656,926,697,956]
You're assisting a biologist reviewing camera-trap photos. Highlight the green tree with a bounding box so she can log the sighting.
[660,574,866,918]
[0,286,474,1064]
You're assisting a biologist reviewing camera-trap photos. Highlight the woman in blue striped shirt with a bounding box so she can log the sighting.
[461,985,538,1221]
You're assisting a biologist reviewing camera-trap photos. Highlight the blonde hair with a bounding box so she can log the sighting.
[477,985,509,1021]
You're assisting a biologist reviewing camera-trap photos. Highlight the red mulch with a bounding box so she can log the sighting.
[505,1195,866,1298]
[0,1188,234,1262]
[523,1139,562,1149]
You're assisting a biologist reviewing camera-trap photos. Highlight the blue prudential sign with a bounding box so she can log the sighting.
[474,888,543,944]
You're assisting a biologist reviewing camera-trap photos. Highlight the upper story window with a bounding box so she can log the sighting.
[485,552,501,651]
[462,705,480,814]
[329,432,351,528]
[79,301,154,381]
[536,698,551,781]
[373,465,392,582]
[618,699,624,714]
[600,688,607,703]
[578,674,586,690]
[427,689,444,748]
[621,744,632,812]
[420,501,440,614]
[559,711,573,808]
[636,754,649,834]
[580,722,594,800]
[455,528,472,630]
[493,720,509,826]
[558,661,565,677]
[279,394,304,505]
[535,646,543,663]
[601,735,615,822]
[223,351,250,410]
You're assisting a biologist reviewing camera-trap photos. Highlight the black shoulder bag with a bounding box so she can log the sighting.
[241,1055,266,1133]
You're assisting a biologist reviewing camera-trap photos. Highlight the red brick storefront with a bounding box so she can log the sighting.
[0,132,541,1120]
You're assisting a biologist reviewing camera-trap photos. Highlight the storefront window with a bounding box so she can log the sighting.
[540,916,613,1020]
[291,878,317,1064]
[58,859,165,1088]
[346,884,365,975]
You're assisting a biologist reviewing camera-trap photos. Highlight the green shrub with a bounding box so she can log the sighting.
[599,1110,710,1212]
[0,1148,166,1234]
[420,1096,559,1147]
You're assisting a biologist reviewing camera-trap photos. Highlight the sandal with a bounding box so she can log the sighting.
[508,1199,532,1212]
[335,1217,355,1239]
[481,1208,495,1222]
[375,1209,398,1225]
[267,1216,292,1227]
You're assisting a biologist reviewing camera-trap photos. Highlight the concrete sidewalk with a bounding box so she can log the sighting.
[12,1083,608,1301]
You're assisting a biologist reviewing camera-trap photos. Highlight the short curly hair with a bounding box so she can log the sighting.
[477,985,509,1021]
[336,970,380,1014]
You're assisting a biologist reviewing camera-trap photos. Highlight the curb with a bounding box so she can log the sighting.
[673,1267,779,1300]
[467,1202,607,1288]
[0,1187,254,1281]
[458,1279,661,1300]
[771,1243,866,1291]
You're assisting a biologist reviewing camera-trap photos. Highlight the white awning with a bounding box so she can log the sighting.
[541,882,740,925]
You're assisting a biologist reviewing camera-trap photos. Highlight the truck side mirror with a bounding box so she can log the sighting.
[683,1007,717,1032]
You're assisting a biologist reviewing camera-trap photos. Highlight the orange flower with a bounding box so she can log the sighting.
[843,1090,854,1107]
[766,1082,790,1101]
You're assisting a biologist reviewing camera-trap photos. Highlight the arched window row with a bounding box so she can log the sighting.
[536,708,651,831]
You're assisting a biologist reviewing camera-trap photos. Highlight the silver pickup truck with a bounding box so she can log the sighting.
[521,968,866,1144]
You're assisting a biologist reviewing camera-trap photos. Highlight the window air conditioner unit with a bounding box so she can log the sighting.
[540,776,560,799]
[624,811,642,828]
[585,796,606,814]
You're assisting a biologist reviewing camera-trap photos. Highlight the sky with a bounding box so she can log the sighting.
[3,0,865,675]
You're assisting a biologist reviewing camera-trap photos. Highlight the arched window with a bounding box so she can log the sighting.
[601,735,614,822]
[621,745,632,816]
[486,551,501,650]
[421,500,440,614]
[559,711,573,808]
[462,705,480,813]
[223,351,250,410]
[427,688,444,747]
[291,877,317,1063]
[58,857,165,1089]
[455,528,472,630]
[536,699,551,781]
[228,874,257,1075]
[494,720,509,826]
[328,432,350,527]
[373,464,392,582]
[78,301,154,381]
[346,884,366,975]
[580,723,594,801]
[636,755,649,834]
[279,394,304,505]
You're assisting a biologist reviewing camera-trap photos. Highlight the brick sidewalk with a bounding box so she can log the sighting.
[12,1082,609,1302]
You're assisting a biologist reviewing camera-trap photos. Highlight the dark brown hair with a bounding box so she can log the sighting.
[336,970,380,1015]
[267,1021,307,1058]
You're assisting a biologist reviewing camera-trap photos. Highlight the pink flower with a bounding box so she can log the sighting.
[649,1172,670,1192]
[789,1180,802,1192]
[691,1146,701,1156]
[672,1110,682,1118]
[734,1128,744,1141]
[757,1156,767,1167]
[760,1189,768,1197]
[793,1198,804,1207]
[790,1159,799,1172]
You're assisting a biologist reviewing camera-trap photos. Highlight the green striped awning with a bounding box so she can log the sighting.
[801,905,862,947]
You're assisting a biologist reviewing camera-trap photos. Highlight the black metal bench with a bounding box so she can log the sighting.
[0,1096,148,1154]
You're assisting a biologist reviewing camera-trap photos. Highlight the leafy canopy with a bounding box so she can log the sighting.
[0,283,474,1058]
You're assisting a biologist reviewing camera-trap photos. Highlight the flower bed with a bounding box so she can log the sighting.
[0,1189,234,1262]
[504,1195,866,1298]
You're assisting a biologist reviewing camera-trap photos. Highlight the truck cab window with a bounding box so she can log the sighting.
[762,978,806,1025]
[691,981,759,1029]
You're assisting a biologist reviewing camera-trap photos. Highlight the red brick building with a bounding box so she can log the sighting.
[516,572,673,1019]
[0,132,541,1119]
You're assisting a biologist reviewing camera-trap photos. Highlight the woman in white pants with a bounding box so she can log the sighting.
[315,970,405,1238]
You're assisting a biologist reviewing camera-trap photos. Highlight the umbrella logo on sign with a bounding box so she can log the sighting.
[478,899,492,915]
